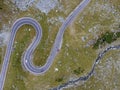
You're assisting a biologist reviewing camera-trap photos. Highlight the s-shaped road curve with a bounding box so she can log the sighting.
[0,0,91,90]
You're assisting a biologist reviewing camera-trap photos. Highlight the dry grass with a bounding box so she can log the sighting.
[2,0,120,90]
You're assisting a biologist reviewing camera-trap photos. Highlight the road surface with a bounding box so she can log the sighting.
[0,0,91,90]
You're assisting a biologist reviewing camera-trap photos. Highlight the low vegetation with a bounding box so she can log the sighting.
[73,67,85,75]
[0,0,3,9]
[3,0,120,90]
[55,77,64,82]
[93,31,120,49]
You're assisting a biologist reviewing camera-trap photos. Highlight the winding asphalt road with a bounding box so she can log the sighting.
[0,0,91,90]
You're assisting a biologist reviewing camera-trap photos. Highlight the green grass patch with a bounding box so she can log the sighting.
[93,31,120,49]
[55,76,64,82]
[73,67,85,75]
[0,0,3,9]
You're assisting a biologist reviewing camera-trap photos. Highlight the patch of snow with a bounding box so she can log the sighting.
[55,68,58,72]
[29,28,31,31]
